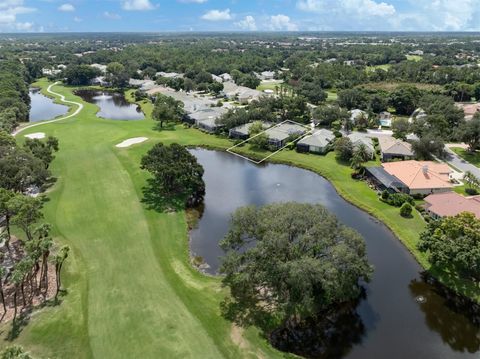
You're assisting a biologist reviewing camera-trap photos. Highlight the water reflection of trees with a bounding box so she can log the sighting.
[409,278,480,353]
[270,297,366,359]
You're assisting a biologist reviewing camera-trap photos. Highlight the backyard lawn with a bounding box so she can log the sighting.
[5,80,480,358]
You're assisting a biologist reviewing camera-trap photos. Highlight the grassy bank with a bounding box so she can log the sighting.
[5,79,479,357]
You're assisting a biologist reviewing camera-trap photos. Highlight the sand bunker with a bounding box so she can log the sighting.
[116,137,148,148]
[25,132,45,139]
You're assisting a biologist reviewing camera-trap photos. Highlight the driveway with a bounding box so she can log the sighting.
[444,146,480,178]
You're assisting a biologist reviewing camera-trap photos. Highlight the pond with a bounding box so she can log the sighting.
[189,149,480,359]
[74,89,144,120]
[29,88,68,122]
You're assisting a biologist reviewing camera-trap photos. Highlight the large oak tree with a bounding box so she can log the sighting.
[220,202,372,329]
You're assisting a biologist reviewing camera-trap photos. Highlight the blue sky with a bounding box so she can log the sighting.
[0,0,479,33]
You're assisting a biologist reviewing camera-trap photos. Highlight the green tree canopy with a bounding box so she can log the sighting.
[457,113,480,152]
[64,65,99,86]
[220,202,372,328]
[152,94,185,129]
[335,137,354,162]
[418,212,480,282]
[140,143,205,208]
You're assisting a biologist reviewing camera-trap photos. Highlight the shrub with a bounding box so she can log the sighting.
[400,203,413,217]
[465,188,479,196]
[381,192,414,207]
[381,190,390,200]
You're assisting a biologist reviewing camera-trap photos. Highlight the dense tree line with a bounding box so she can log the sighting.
[0,60,31,132]
[0,131,69,325]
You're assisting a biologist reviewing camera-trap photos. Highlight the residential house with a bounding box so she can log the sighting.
[456,103,480,121]
[297,129,335,154]
[366,160,453,195]
[347,132,375,159]
[378,137,414,161]
[265,123,307,149]
[155,72,183,79]
[350,109,368,123]
[229,122,270,140]
[189,107,227,133]
[91,76,110,87]
[90,63,107,74]
[424,192,480,220]
[212,74,223,83]
[219,73,233,82]
[238,89,263,104]
[260,71,275,80]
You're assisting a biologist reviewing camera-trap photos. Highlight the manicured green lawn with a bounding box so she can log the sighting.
[5,79,479,357]
[451,147,480,167]
[406,55,423,62]
[6,79,282,359]
[366,64,391,72]
[326,90,338,102]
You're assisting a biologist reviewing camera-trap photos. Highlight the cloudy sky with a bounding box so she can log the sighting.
[1,0,479,33]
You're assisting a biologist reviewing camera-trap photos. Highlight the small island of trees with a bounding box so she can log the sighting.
[220,202,372,357]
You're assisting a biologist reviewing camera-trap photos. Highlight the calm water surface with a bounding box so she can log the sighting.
[29,88,68,122]
[75,89,144,120]
[189,149,480,359]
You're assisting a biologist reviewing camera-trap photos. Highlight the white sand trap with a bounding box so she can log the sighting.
[116,137,148,148]
[25,132,45,139]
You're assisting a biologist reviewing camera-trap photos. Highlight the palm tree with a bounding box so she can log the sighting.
[0,267,6,321]
[355,143,371,162]
[350,152,365,171]
[11,269,23,323]
[464,171,480,189]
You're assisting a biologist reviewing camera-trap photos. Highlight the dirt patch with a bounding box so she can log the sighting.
[230,324,249,350]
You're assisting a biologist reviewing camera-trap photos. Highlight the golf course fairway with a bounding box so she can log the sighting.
[4,80,282,359]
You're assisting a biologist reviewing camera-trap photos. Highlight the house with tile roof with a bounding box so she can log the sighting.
[424,192,480,219]
[367,160,453,195]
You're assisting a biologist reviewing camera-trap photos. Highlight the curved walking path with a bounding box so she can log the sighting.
[13,81,83,137]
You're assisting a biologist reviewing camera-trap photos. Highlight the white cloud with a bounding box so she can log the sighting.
[296,0,480,30]
[122,0,155,11]
[74,16,82,22]
[0,0,36,31]
[235,15,257,31]
[268,14,298,31]
[297,0,395,17]
[404,0,479,31]
[104,11,122,20]
[341,0,395,17]
[14,21,32,30]
[178,0,207,3]
[201,8,232,21]
[58,3,75,12]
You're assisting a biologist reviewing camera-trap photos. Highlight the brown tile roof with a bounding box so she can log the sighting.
[382,160,453,190]
[424,192,480,219]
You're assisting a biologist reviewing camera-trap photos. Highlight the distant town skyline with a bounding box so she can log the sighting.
[0,0,479,33]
